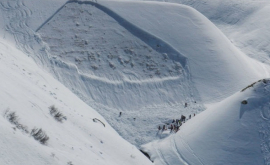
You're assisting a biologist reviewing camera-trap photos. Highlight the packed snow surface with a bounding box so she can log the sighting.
[143,79,270,164]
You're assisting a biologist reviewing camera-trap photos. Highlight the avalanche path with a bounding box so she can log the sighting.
[0,0,204,146]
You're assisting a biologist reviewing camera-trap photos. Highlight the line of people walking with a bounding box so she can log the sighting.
[158,113,196,133]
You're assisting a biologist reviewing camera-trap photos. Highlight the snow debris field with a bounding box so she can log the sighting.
[1,0,270,164]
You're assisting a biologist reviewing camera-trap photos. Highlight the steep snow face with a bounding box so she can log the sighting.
[98,1,270,102]
[38,2,186,80]
[35,1,204,145]
[0,38,153,165]
[0,0,202,147]
[143,79,270,164]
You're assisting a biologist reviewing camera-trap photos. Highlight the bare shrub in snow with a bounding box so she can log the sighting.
[7,111,18,124]
[4,109,29,134]
[16,123,29,134]
[31,128,49,145]
[49,105,66,122]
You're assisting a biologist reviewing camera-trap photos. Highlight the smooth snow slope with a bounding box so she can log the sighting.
[98,0,270,102]
[223,4,270,65]
[0,38,153,165]
[163,0,270,65]
[143,79,270,165]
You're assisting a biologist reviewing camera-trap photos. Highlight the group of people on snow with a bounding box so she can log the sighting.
[118,102,197,135]
[158,113,196,133]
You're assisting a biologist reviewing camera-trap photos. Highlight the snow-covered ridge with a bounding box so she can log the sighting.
[143,79,270,164]
[167,0,270,65]
[99,0,270,102]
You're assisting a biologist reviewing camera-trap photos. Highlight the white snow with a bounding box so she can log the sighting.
[21,0,205,145]
[18,0,268,147]
[99,0,270,103]
[1,0,270,164]
[166,0,270,65]
[143,79,270,164]
[0,38,152,164]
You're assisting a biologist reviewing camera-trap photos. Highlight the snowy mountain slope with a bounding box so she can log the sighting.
[2,0,270,147]
[0,0,66,30]
[1,0,270,164]
[164,0,265,25]
[40,0,270,147]
[0,0,66,48]
[162,0,270,65]
[37,0,193,109]
[96,0,270,102]
[28,0,204,145]
[0,38,153,165]
[223,4,270,65]
[143,79,270,164]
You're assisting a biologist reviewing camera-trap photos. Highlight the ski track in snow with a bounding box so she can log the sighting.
[0,0,53,70]
[150,135,191,165]
[177,135,204,165]
[152,134,205,165]
[0,0,33,54]
[171,137,189,165]
[259,92,270,164]
[154,143,170,165]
